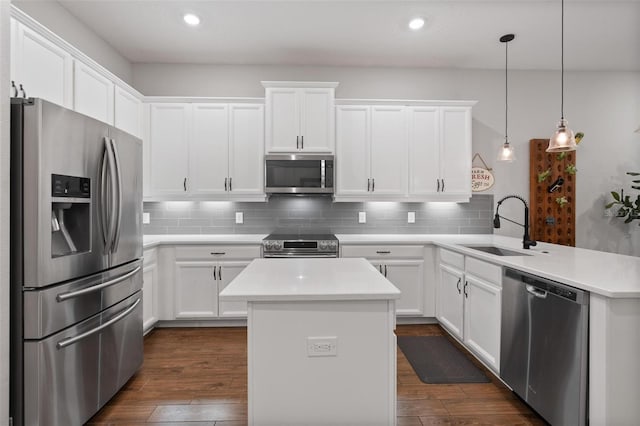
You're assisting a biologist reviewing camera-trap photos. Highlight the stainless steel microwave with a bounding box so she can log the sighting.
[265,154,334,194]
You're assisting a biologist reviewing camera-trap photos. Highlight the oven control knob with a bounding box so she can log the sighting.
[319,241,328,250]
[329,241,337,250]
[274,241,283,251]
[265,241,273,250]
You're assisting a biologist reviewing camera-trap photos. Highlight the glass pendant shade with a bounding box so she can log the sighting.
[547,118,577,152]
[497,141,516,162]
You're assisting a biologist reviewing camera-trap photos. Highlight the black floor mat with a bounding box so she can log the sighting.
[397,335,490,384]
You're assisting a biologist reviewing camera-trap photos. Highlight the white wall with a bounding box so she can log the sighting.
[133,63,640,256]
[0,0,11,421]
[12,0,133,84]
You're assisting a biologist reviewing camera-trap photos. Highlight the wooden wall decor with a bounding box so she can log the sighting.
[529,139,576,246]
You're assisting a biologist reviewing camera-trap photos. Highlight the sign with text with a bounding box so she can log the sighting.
[471,167,495,192]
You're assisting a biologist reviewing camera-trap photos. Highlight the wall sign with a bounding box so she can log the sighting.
[471,154,495,192]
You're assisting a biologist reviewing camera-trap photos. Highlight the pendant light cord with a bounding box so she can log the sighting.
[505,40,508,141]
[561,0,564,120]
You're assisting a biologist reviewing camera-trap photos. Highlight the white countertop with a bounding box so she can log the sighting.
[219,258,401,302]
[143,233,640,298]
[143,234,267,249]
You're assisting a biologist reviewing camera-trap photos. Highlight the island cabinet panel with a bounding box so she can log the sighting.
[248,299,396,425]
[437,248,502,372]
[218,261,252,318]
[341,244,426,316]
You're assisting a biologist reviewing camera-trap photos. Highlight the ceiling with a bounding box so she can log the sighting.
[57,0,640,71]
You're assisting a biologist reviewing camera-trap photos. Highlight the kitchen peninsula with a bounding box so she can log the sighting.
[219,257,401,426]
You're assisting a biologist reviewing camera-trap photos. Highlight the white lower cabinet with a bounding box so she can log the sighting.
[341,245,426,316]
[437,249,502,372]
[142,248,158,333]
[172,245,260,319]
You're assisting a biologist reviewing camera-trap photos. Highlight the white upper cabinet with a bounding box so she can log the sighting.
[439,107,472,197]
[149,103,191,197]
[146,101,265,201]
[408,105,472,200]
[336,105,370,197]
[370,106,407,196]
[408,107,440,196]
[263,82,337,153]
[114,86,142,138]
[10,18,72,108]
[335,104,408,200]
[73,61,115,125]
[190,104,230,196]
[228,104,265,196]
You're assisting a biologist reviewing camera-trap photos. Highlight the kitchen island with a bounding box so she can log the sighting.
[219,257,401,426]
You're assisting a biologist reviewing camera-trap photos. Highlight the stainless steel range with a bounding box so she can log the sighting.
[262,234,339,258]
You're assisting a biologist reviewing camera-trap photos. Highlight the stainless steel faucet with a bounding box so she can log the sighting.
[493,195,537,249]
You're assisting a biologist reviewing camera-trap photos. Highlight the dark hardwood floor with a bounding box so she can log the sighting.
[87,324,545,425]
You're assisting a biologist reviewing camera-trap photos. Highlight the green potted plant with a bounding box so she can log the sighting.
[606,172,640,224]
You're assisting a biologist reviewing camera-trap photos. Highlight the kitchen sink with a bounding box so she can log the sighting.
[462,245,533,256]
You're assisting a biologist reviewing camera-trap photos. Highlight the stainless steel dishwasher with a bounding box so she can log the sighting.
[501,268,589,426]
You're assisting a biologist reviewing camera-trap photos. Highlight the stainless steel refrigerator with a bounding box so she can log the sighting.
[10,98,144,426]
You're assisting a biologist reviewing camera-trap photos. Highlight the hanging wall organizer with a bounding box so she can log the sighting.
[529,139,576,246]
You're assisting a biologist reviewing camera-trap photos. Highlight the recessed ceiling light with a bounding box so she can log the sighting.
[183,13,200,26]
[408,17,425,31]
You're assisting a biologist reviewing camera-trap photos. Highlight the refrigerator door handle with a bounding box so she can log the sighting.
[110,138,123,253]
[56,298,141,349]
[56,266,141,302]
[99,138,113,251]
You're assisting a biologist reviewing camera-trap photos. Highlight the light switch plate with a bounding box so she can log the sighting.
[142,212,150,224]
[235,212,244,224]
[408,211,416,223]
[358,211,366,224]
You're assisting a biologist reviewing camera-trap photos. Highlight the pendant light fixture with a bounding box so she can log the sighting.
[547,0,577,152]
[497,34,516,162]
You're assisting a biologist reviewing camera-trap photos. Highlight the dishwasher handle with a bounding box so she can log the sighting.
[526,284,548,299]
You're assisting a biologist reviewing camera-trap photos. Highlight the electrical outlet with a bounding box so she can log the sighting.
[307,337,338,357]
[142,212,150,224]
[358,211,366,224]
[407,211,416,223]
[235,212,244,224]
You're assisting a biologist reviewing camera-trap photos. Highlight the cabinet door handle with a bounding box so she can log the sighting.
[296,136,300,149]
[367,178,371,192]
[384,265,388,277]
[378,264,383,274]
[437,179,440,192]
[442,179,445,192]
[372,178,375,192]
[183,177,187,191]
[218,266,222,281]
[11,81,18,98]
[224,177,228,191]
[464,281,469,298]
[376,250,391,254]
[19,83,27,98]
[213,266,217,280]
[301,135,304,149]
[456,278,461,294]
[229,177,232,191]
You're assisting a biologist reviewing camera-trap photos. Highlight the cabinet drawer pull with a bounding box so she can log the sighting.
[210,252,226,255]
[376,250,391,254]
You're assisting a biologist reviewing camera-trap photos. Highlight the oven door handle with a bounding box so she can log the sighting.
[56,298,140,349]
[262,254,338,258]
[56,266,141,302]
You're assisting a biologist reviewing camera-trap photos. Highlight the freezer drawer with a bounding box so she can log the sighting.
[23,259,142,339]
[24,292,142,426]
